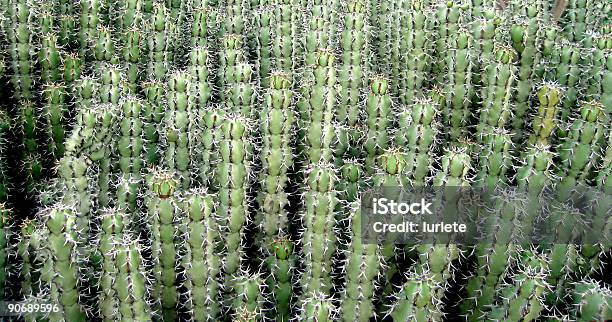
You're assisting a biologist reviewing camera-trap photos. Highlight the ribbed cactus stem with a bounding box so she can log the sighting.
[462,190,526,321]
[299,293,336,321]
[142,80,165,166]
[476,44,517,140]
[298,49,337,164]
[395,97,439,185]
[79,0,102,59]
[528,83,564,145]
[98,209,152,321]
[475,128,514,189]
[485,250,550,321]
[388,269,442,321]
[302,1,337,66]
[19,101,42,195]
[93,25,117,69]
[271,0,299,75]
[57,155,93,241]
[364,76,392,173]
[231,273,265,320]
[88,103,118,209]
[557,101,607,196]
[147,170,179,321]
[0,112,10,202]
[38,205,86,321]
[7,0,35,101]
[259,72,294,244]
[397,2,434,105]
[63,52,82,86]
[266,236,296,321]
[253,4,273,88]
[336,0,368,162]
[121,27,143,92]
[221,0,249,36]
[509,11,546,141]
[0,205,9,298]
[216,115,252,292]
[571,279,612,321]
[42,83,67,161]
[442,26,474,143]
[17,219,42,298]
[180,190,222,321]
[340,202,381,322]
[146,2,170,81]
[117,96,145,212]
[38,33,62,84]
[299,162,338,304]
[164,71,194,190]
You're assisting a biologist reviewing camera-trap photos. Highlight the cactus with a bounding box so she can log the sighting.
[146,170,179,321]
[230,273,265,320]
[298,49,337,164]
[117,96,145,212]
[397,1,434,105]
[37,205,87,321]
[146,2,170,81]
[270,0,299,76]
[97,209,152,321]
[364,76,392,173]
[179,190,222,321]
[461,189,527,321]
[0,204,9,298]
[7,0,35,101]
[41,83,67,161]
[557,100,608,195]
[476,44,517,140]
[38,33,62,84]
[18,101,43,195]
[0,111,9,202]
[299,162,338,305]
[164,71,194,190]
[216,115,252,292]
[528,83,564,145]
[442,25,475,143]
[0,1,609,321]
[336,0,368,162]
[571,279,612,321]
[484,250,550,322]
[395,97,440,185]
[474,128,514,189]
[258,72,295,320]
[340,202,381,322]
[142,80,165,166]
[387,269,442,322]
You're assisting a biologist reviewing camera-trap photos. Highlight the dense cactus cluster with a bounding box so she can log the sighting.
[0,0,610,321]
